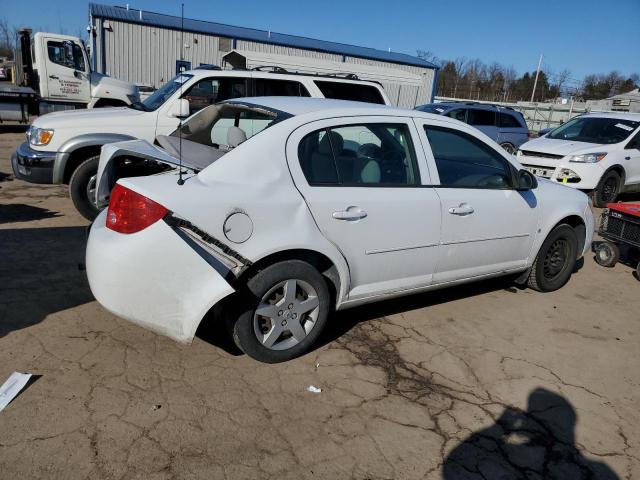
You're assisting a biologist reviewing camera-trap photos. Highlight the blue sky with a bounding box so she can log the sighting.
[4,0,639,84]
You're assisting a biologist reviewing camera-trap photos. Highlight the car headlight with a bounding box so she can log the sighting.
[28,127,55,146]
[569,152,607,163]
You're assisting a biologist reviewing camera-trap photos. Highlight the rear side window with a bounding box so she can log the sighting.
[424,125,512,189]
[254,78,310,97]
[314,80,385,104]
[499,112,523,128]
[298,123,419,186]
[467,109,496,126]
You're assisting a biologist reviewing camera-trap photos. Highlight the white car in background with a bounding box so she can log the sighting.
[86,98,594,363]
[517,112,640,207]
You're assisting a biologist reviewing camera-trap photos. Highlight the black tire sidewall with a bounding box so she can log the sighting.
[232,260,330,363]
[534,224,578,292]
[593,171,621,208]
[69,156,100,221]
[594,241,619,267]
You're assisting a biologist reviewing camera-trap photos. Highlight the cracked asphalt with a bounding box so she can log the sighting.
[1,127,639,479]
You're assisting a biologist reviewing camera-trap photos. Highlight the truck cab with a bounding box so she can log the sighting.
[19,30,139,111]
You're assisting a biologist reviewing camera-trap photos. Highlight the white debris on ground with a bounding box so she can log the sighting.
[0,372,33,412]
[307,385,322,393]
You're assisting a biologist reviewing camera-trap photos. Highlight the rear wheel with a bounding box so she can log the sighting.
[593,241,619,267]
[69,156,100,221]
[500,142,517,155]
[592,170,621,208]
[527,224,578,292]
[230,260,330,363]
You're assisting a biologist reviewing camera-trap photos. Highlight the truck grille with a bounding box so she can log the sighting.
[599,210,640,246]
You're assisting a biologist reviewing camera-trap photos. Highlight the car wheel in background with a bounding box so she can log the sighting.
[592,170,621,208]
[499,142,517,154]
[69,155,100,221]
[231,260,330,363]
[527,224,578,292]
[593,241,619,267]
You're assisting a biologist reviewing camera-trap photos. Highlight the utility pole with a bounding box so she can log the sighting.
[530,54,543,102]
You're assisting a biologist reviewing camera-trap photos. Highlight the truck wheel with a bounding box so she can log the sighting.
[593,241,619,267]
[69,156,100,221]
[527,224,578,292]
[592,170,621,208]
[230,260,330,363]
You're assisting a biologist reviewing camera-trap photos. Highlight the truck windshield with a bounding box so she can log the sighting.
[132,74,194,112]
[548,117,640,144]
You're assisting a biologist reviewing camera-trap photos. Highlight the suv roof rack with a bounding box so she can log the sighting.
[251,65,289,73]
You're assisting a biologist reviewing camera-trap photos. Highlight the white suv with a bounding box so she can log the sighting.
[86,98,594,363]
[517,112,640,207]
[12,68,389,219]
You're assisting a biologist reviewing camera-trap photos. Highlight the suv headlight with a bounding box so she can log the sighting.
[569,152,607,163]
[28,127,55,146]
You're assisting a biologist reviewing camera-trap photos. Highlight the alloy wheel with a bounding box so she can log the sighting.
[253,279,320,351]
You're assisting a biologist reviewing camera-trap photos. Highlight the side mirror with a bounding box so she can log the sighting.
[169,98,190,118]
[516,169,538,191]
[538,127,552,137]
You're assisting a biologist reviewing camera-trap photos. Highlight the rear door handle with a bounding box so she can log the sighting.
[448,203,475,216]
[49,75,59,79]
[332,207,367,221]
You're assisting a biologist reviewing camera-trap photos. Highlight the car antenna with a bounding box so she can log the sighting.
[177,2,185,186]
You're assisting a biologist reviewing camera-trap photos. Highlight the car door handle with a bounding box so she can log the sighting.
[625,156,631,160]
[448,203,475,216]
[49,75,59,79]
[332,207,367,221]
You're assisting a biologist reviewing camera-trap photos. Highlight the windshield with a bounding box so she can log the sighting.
[548,116,640,144]
[134,74,194,111]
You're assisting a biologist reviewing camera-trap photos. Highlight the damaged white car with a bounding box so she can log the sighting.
[86,97,594,363]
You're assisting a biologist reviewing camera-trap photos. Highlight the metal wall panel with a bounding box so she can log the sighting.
[235,40,344,62]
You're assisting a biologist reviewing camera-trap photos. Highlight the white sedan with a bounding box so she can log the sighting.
[517,112,640,207]
[86,98,594,363]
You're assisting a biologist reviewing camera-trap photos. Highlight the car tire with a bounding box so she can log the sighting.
[593,241,619,267]
[230,260,331,363]
[69,155,100,221]
[527,224,578,292]
[500,142,517,155]
[592,170,621,208]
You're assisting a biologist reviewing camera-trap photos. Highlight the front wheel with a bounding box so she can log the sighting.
[230,260,331,363]
[592,170,621,208]
[69,156,100,221]
[500,142,517,155]
[527,224,578,292]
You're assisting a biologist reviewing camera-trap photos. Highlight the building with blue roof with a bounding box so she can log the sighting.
[88,3,438,107]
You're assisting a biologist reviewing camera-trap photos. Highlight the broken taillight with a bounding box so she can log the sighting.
[106,184,168,234]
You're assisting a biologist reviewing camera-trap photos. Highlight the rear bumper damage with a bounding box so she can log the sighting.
[86,210,236,343]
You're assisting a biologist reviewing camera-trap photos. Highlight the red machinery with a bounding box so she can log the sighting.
[593,203,640,279]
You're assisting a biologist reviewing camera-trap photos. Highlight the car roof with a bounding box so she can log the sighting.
[581,111,640,121]
[181,68,382,86]
[227,96,415,117]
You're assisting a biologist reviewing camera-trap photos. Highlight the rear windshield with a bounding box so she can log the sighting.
[548,117,640,144]
[314,80,385,104]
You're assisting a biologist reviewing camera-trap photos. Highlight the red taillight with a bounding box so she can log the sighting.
[106,184,168,234]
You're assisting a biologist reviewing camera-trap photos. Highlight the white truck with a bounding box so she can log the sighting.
[12,29,139,112]
[12,67,390,219]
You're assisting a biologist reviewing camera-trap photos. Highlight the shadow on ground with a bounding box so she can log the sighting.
[0,204,61,224]
[0,226,94,337]
[443,388,619,479]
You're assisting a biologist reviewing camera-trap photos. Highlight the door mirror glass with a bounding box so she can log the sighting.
[517,169,538,191]
[169,98,190,118]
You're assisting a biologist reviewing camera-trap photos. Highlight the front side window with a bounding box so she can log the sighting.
[424,125,512,189]
[548,116,640,144]
[184,77,247,114]
[467,108,496,126]
[47,41,86,71]
[255,78,310,97]
[314,80,385,104]
[626,131,640,150]
[446,109,467,122]
[299,123,419,186]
